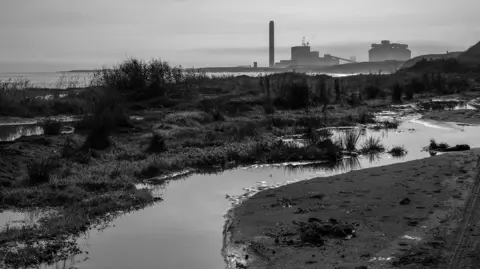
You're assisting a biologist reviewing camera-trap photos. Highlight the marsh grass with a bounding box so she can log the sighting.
[339,129,362,151]
[360,136,386,153]
[26,157,59,185]
[388,145,408,157]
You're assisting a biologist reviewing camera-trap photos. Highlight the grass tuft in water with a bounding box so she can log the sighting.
[388,145,408,157]
[360,136,385,153]
[339,129,362,151]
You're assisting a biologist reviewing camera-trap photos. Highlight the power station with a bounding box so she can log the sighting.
[267,21,356,69]
[369,40,411,62]
[264,21,412,69]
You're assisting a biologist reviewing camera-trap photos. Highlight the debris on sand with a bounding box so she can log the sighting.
[293,218,356,246]
[399,198,411,205]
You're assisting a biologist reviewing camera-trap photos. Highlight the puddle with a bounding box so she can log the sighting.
[0,122,75,142]
[0,210,54,230]
[33,115,480,269]
[0,115,142,142]
[0,124,44,142]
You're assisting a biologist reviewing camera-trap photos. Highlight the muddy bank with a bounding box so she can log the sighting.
[228,149,480,269]
[421,109,480,125]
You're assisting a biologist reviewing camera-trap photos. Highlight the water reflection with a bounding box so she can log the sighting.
[416,100,475,111]
[0,124,44,142]
[0,209,54,229]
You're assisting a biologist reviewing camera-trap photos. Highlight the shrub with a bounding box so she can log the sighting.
[91,57,203,101]
[210,109,225,121]
[263,101,276,115]
[409,78,426,93]
[364,86,382,99]
[427,139,449,151]
[388,145,408,157]
[290,82,310,109]
[404,86,414,100]
[26,157,59,185]
[391,83,403,103]
[43,119,63,136]
[357,108,374,124]
[147,133,167,153]
[360,136,385,153]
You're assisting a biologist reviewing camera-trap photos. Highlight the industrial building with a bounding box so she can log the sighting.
[274,46,341,68]
[268,21,353,68]
[369,40,411,62]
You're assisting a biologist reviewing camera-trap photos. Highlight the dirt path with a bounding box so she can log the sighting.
[445,156,480,269]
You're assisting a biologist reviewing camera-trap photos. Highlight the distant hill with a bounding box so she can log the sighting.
[457,41,480,67]
[401,52,462,69]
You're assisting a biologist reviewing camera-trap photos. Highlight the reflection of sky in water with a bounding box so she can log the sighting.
[42,117,480,269]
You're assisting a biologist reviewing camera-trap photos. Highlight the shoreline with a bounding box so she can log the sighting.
[226,149,480,268]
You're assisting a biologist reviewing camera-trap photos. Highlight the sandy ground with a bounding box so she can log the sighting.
[421,109,480,125]
[229,149,480,269]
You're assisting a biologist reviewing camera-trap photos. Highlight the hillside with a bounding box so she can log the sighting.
[457,41,480,67]
[401,52,462,69]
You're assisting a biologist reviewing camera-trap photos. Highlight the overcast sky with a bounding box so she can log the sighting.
[1,0,479,72]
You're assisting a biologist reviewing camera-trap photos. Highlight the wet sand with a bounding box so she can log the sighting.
[229,149,480,269]
[421,109,480,125]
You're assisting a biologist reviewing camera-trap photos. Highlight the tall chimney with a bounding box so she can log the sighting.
[269,21,274,68]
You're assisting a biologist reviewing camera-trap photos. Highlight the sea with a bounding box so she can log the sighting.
[0,71,350,89]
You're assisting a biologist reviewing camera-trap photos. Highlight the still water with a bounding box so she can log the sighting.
[0,71,349,89]
[36,116,480,269]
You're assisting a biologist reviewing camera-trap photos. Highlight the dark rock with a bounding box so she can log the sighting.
[399,198,411,205]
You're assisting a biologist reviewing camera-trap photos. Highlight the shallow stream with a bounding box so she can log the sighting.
[1,98,480,269]
[2,115,470,269]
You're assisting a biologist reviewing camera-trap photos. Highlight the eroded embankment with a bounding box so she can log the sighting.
[225,149,480,269]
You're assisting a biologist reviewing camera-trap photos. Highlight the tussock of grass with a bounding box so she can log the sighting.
[339,129,362,151]
[388,145,408,157]
[360,136,385,153]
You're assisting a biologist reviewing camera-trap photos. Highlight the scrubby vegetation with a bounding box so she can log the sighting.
[1,51,480,267]
[360,136,385,153]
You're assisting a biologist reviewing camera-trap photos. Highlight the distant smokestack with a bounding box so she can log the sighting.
[269,21,274,68]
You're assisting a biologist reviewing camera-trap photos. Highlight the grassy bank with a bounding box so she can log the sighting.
[1,56,479,267]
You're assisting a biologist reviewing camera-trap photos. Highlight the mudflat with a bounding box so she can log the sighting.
[421,109,480,125]
[230,149,480,269]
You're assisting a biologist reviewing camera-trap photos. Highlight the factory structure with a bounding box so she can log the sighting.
[369,40,412,62]
[259,21,412,69]
[267,21,356,69]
